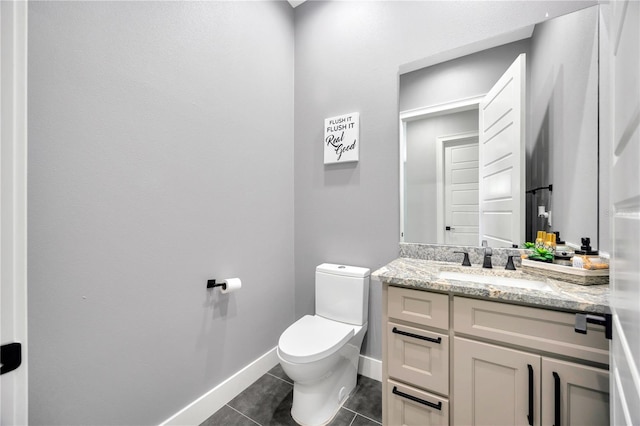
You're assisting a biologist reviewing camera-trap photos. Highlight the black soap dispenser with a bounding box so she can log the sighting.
[574,237,599,256]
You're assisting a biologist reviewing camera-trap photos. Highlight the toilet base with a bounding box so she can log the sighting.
[290,353,357,426]
[278,319,367,426]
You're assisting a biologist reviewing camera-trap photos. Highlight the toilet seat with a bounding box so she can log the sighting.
[278,315,358,364]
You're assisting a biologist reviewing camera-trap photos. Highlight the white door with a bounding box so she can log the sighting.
[478,53,526,248]
[0,1,29,425]
[608,1,640,424]
[443,137,479,246]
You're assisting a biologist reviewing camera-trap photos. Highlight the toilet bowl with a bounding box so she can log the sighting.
[277,264,370,426]
[278,316,367,425]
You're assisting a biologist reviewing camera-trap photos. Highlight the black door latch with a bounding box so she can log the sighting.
[0,342,22,375]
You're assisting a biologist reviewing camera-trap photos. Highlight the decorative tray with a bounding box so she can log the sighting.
[521,259,609,286]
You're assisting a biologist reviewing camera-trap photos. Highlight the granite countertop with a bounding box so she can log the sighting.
[373,257,610,314]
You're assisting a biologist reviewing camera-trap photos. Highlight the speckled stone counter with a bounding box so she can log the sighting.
[399,242,523,267]
[373,257,610,314]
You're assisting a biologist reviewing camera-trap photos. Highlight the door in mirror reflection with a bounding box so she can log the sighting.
[478,53,526,248]
[442,134,479,246]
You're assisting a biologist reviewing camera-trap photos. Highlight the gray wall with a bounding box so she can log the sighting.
[405,110,479,243]
[400,38,532,112]
[528,5,601,249]
[293,0,596,360]
[28,2,294,425]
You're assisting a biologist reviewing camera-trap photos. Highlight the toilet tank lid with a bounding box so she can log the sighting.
[316,263,370,278]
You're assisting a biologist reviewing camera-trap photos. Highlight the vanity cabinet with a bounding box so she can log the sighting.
[454,338,609,426]
[382,284,610,426]
[453,296,609,425]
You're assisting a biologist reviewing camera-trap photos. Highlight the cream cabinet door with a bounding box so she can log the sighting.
[453,337,540,426]
[541,358,609,426]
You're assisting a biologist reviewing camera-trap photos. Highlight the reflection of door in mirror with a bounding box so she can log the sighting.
[479,53,526,248]
[438,133,479,246]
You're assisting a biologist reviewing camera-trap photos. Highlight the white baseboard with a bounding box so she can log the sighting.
[358,354,382,382]
[159,349,382,426]
[160,347,279,426]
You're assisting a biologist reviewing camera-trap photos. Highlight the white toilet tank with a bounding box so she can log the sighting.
[315,263,370,326]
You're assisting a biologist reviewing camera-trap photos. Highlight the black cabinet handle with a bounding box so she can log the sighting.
[574,313,612,340]
[392,386,442,411]
[392,327,442,344]
[527,364,534,426]
[553,372,561,426]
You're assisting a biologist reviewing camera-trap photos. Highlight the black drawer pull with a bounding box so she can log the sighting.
[553,372,561,426]
[392,386,442,410]
[527,364,534,426]
[392,327,442,344]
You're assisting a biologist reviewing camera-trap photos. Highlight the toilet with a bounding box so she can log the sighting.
[277,263,370,426]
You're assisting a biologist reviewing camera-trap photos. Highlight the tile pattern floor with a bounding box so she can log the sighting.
[201,365,382,426]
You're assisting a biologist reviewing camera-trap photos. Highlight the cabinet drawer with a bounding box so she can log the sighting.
[453,297,609,365]
[387,379,449,426]
[388,322,449,395]
[388,286,449,330]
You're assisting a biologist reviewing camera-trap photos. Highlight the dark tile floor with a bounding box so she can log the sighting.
[201,365,382,426]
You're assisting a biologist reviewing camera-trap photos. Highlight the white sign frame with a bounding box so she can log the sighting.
[324,112,359,164]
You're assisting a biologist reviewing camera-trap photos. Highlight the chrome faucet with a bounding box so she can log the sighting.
[482,240,492,269]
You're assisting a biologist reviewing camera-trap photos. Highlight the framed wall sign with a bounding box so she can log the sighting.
[324,112,359,164]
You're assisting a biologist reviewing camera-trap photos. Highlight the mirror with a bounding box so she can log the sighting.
[399,5,601,249]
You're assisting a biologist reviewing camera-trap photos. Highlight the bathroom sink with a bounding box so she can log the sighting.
[438,271,554,292]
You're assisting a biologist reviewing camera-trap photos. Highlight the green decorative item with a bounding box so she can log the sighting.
[528,247,554,263]
[523,242,535,249]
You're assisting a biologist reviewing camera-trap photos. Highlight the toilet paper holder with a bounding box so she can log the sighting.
[206,279,227,290]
